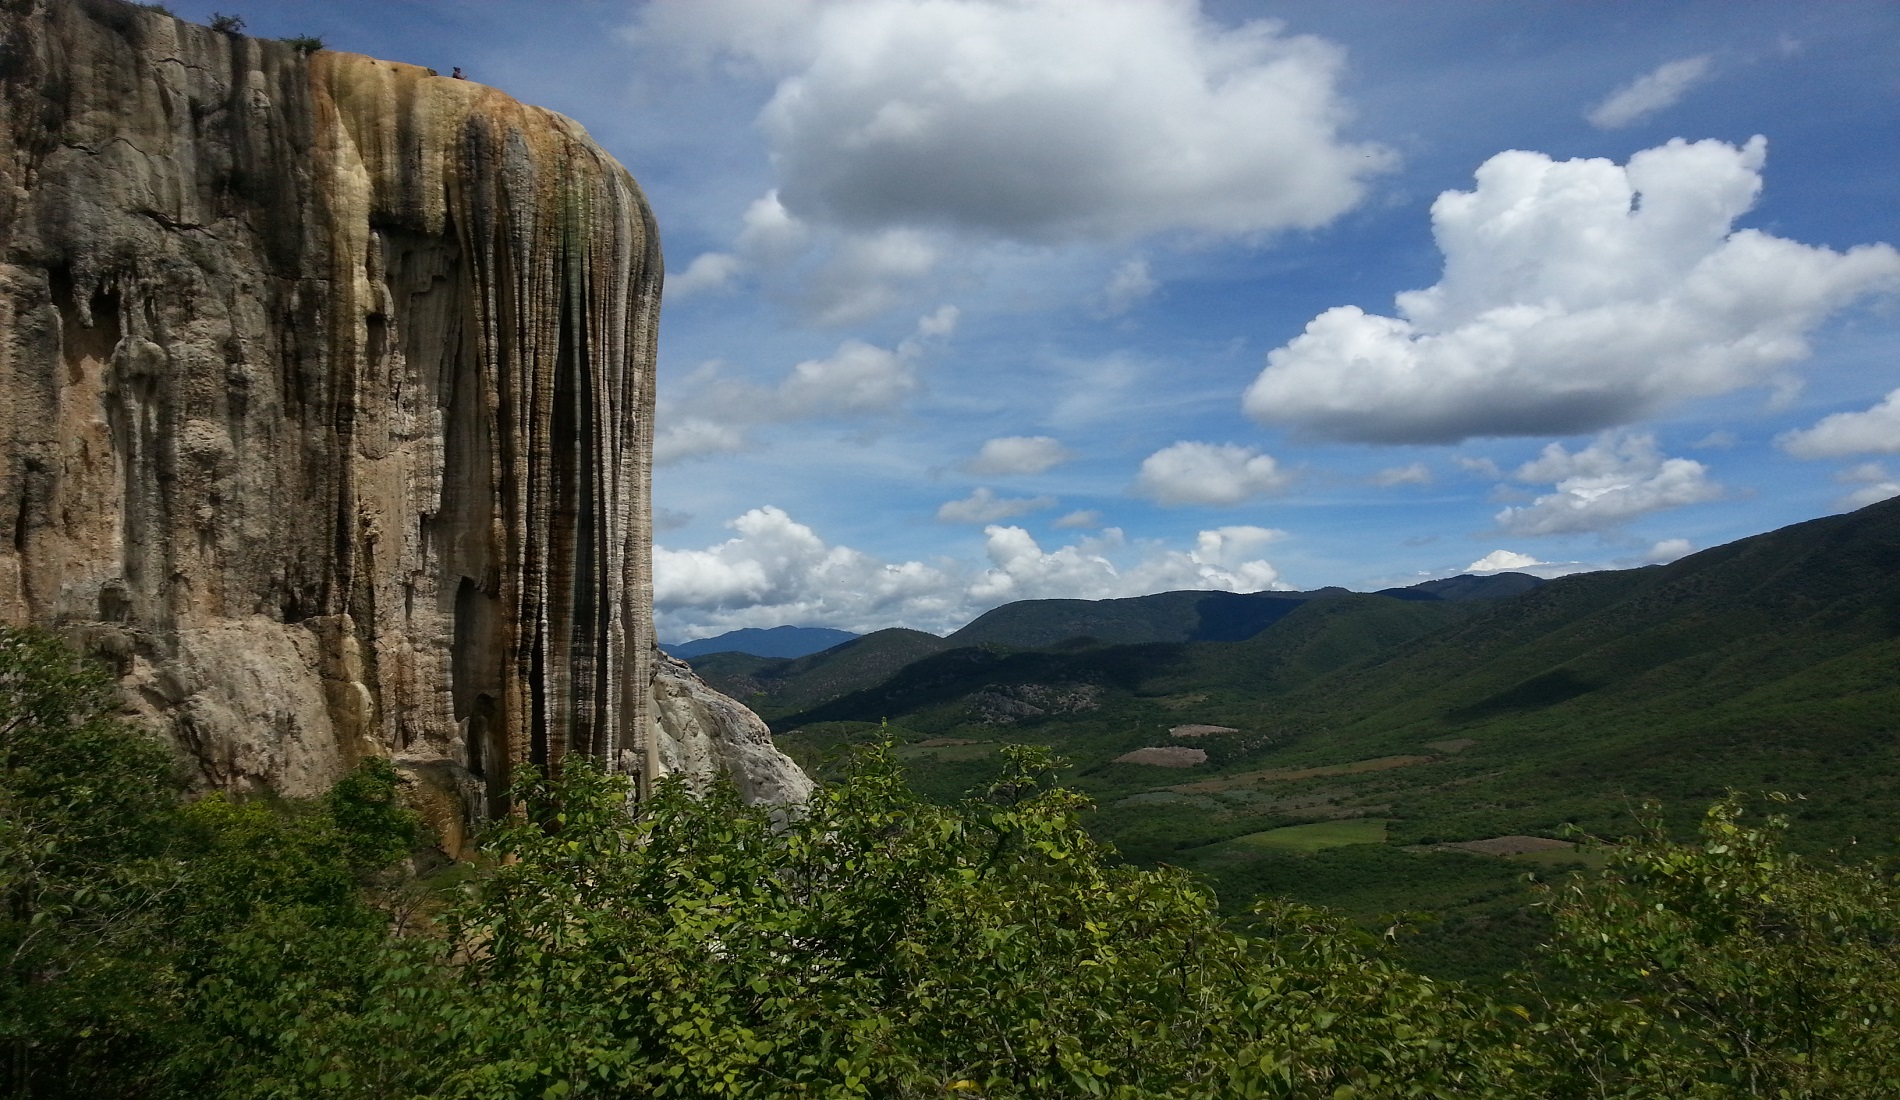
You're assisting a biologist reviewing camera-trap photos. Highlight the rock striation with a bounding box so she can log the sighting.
[0,0,809,839]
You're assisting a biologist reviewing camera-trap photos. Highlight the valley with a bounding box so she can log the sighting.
[691,497,1900,981]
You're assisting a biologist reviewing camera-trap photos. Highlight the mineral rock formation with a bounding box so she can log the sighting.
[0,0,808,832]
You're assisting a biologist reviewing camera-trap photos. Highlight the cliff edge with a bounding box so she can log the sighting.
[0,0,810,843]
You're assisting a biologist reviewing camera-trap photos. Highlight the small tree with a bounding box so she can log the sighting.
[0,628,181,1095]
[208,12,243,33]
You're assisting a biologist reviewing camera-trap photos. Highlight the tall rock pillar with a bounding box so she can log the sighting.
[0,0,809,837]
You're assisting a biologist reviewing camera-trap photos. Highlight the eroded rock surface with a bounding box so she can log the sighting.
[649,653,814,806]
[0,0,805,828]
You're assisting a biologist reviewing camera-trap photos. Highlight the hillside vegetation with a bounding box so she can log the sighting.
[695,573,1538,720]
[8,624,1899,1098]
[761,498,1900,979]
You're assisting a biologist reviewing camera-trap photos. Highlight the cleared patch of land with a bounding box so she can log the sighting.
[1169,755,1434,793]
[1114,746,1208,768]
[1169,724,1237,738]
[1441,835,1572,857]
[1232,819,1390,853]
[1424,738,1475,754]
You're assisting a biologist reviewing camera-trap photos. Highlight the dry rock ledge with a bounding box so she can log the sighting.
[0,0,811,850]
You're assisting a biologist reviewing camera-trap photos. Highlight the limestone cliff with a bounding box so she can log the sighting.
[0,0,810,838]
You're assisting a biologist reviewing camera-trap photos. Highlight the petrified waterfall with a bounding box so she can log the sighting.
[0,0,810,845]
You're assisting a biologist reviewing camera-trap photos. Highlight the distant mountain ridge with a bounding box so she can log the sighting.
[686,572,1546,718]
[945,573,1542,650]
[662,626,861,660]
[772,496,1900,853]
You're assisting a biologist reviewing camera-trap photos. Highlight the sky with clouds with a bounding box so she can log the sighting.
[228,0,1900,641]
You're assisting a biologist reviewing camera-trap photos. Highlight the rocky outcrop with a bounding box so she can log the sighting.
[0,0,805,830]
[650,653,813,806]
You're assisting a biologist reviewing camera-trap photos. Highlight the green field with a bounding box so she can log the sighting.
[1231,819,1389,852]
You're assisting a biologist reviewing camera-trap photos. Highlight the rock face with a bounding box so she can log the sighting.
[0,0,806,830]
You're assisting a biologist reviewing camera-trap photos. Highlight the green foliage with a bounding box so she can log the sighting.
[388,746,1516,1098]
[7,626,1900,1097]
[0,627,182,1093]
[1518,795,1900,1097]
[0,627,422,1098]
[283,34,324,54]
[208,12,244,33]
[767,500,1900,981]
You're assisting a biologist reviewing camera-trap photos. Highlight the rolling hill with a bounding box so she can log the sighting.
[762,498,1900,981]
[687,572,1545,719]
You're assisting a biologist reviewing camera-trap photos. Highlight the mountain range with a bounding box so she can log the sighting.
[685,571,1542,715]
[687,498,1900,982]
[662,626,862,660]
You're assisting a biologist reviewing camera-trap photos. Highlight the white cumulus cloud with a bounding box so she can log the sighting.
[632,0,1388,322]
[964,435,1074,476]
[778,339,919,414]
[667,251,745,298]
[1096,256,1159,317]
[1244,137,1900,444]
[1834,462,1900,509]
[656,307,954,464]
[1586,55,1714,129]
[1372,462,1432,487]
[683,0,1393,242]
[800,227,943,324]
[654,416,750,465]
[666,192,814,300]
[1495,432,1722,536]
[653,506,1293,637]
[937,487,1058,524]
[1466,549,1543,572]
[654,505,953,618]
[1778,388,1900,458]
[969,524,1288,605]
[1134,441,1290,506]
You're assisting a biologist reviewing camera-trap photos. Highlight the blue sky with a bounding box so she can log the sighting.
[227,0,1900,641]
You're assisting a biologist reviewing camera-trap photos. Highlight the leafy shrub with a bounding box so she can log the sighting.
[276,746,1517,1098]
[0,628,187,1094]
[1519,796,1900,1097]
[0,627,422,1098]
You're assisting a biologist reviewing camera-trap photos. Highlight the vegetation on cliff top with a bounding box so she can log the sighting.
[5,627,1900,1098]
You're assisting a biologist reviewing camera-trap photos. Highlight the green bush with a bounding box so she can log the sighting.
[272,746,1517,1098]
[0,627,422,1098]
[1519,795,1900,1097]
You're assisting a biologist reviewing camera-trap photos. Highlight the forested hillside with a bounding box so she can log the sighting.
[764,498,1900,979]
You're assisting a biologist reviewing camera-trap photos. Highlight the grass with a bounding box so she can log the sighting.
[1232,819,1390,853]
[1169,755,1435,793]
